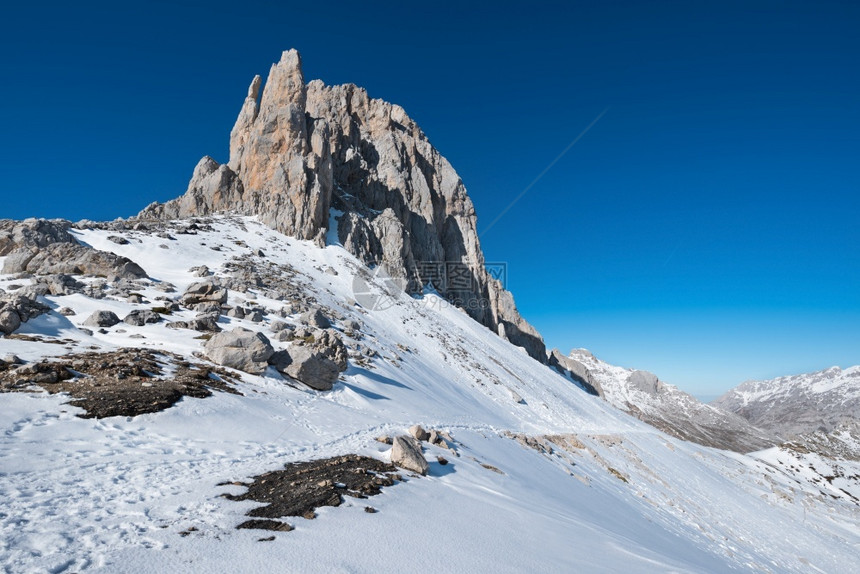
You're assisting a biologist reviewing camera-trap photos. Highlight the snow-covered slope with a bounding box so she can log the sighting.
[751,421,860,505]
[2,216,859,573]
[713,368,860,506]
[713,366,860,438]
[566,349,777,453]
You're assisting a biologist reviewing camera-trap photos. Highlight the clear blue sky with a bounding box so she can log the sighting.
[2,1,859,397]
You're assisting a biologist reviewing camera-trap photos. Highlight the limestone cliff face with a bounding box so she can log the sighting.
[139,50,545,362]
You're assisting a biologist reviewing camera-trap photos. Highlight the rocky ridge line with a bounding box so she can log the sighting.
[713,365,860,439]
[560,348,778,453]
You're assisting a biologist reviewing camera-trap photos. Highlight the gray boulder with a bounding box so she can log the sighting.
[427,429,451,449]
[193,302,223,314]
[83,310,121,328]
[123,310,163,326]
[343,319,361,332]
[226,306,245,319]
[180,280,228,307]
[409,424,430,442]
[0,309,21,335]
[2,249,39,275]
[270,345,339,390]
[275,329,296,342]
[191,312,222,332]
[192,313,223,331]
[205,327,274,375]
[42,274,86,296]
[391,435,428,476]
[267,350,291,371]
[301,308,331,329]
[0,294,50,335]
[166,313,221,332]
[17,284,49,298]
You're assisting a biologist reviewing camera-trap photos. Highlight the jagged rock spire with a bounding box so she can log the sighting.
[138,50,546,362]
[228,74,261,168]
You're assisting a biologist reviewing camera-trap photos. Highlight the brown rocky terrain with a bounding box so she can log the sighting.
[222,454,400,532]
[0,349,240,418]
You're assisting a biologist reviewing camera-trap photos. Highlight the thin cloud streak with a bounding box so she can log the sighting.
[480,107,609,238]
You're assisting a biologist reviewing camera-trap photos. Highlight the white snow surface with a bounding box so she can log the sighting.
[1,216,858,573]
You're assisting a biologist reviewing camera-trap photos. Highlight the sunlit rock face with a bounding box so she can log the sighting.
[140,49,545,362]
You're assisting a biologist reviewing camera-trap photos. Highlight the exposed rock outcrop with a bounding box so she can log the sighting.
[0,219,76,256]
[548,348,603,397]
[138,50,545,362]
[0,294,50,335]
[180,280,228,307]
[0,349,240,418]
[141,157,245,221]
[1,219,147,280]
[222,454,399,531]
[627,370,662,394]
[3,243,146,280]
[204,328,274,375]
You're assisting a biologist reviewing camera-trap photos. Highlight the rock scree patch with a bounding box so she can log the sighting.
[0,348,241,418]
[221,454,402,532]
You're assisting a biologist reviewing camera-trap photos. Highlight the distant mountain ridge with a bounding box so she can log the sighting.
[547,350,860,503]
[552,348,777,453]
[713,365,860,439]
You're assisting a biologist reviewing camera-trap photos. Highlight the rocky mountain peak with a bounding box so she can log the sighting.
[138,49,546,361]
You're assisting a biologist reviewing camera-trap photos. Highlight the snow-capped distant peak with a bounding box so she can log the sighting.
[713,366,860,438]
